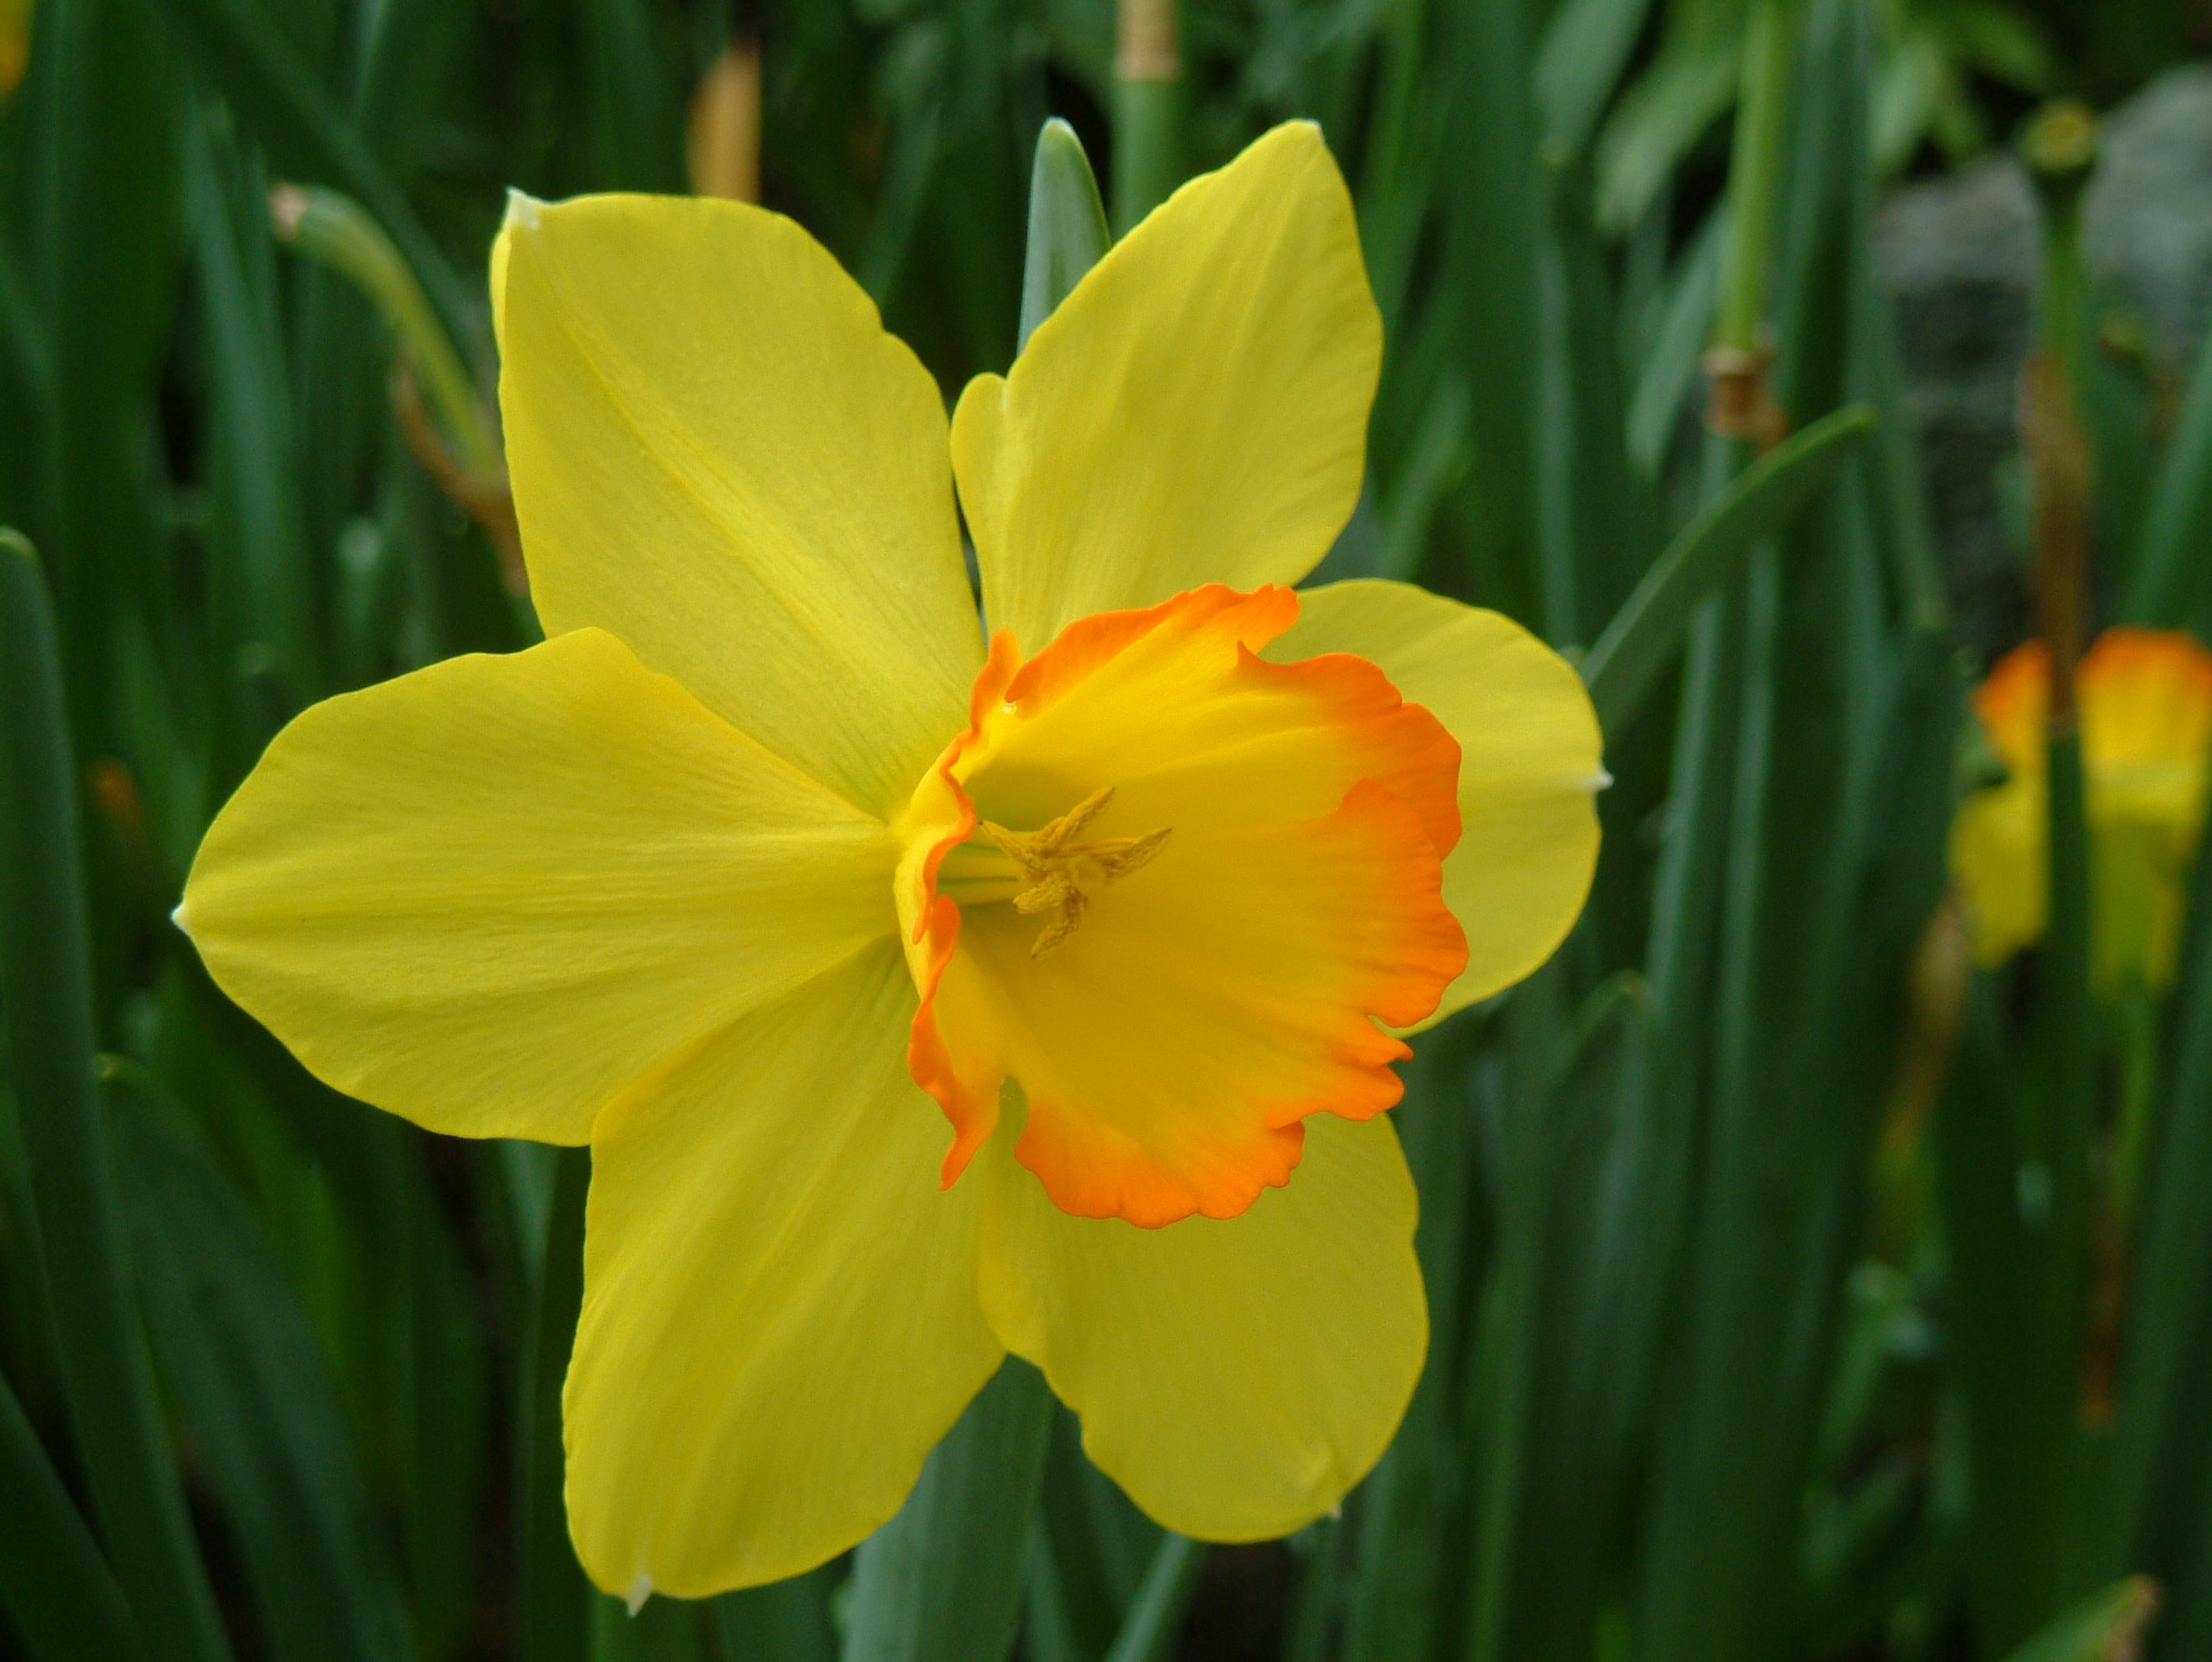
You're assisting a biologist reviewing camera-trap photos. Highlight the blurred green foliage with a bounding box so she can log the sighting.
[1,0,2210,1660]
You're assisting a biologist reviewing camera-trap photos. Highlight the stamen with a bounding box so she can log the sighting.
[976,786,1172,957]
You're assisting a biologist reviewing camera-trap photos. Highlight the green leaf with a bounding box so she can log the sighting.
[17,0,180,758]
[1097,1534,1206,1662]
[574,0,684,193]
[1593,41,1741,235]
[1628,202,1726,479]
[0,531,232,1662]
[711,1567,840,1662]
[141,0,478,362]
[1019,119,1109,355]
[1998,1577,2160,1662]
[839,1357,1057,1662]
[0,1361,143,1662]
[1461,970,1650,1662]
[523,1147,594,1662]
[1437,0,1546,614]
[2122,262,2212,629]
[1580,404,1875,735]
[2103,733,2212,1578]
[1536,0,1660,158]
[186,105,319,786]
[1028,1408,1162,1662]
[1933,979,2071,1655]
[1534,157,1653,647]
[1343,1016,1490,1662]
[104,1060,423,1662]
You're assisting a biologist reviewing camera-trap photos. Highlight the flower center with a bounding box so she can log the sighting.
[893,583,1468,1225]
[936,786,1172,958]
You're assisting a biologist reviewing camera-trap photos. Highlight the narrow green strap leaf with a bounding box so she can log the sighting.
[2123,290,2212,626]
[2107,739,2212,1570]
[1019,119,1110,355]
[2035,727,2097,1493]
[1579,404,1873,735]
[1998,1577,2160,1662]
[840,1357,1058,1662]
[0,1361,143,1662]
[1932,983,2066,1653]
[711,1565,839,1662]
[104,1060,422,1662]
[0,531,233,1662]
[523,1146,594,1662]
[1099,1532,1207,1662]
[1535,0,1658,158]
[141,0,479,360]
[1627,198,1727,479]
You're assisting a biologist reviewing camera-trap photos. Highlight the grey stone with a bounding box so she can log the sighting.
[1875,65,2212,660]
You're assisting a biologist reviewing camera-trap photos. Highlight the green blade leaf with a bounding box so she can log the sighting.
[1099,1534,1207,1662]
[839,1357,1057,1662]
[1536,0,1660,158]
[1999,1578,2160,1662]
[1580,404,1875,735]
[1019,119,1110,355]
[0,1361,144,1662]
[103,1060,422,1662]
[523,1147,594,1662]
[141,0,478,362]
[711,1567,840,1662]
[0,531,232,1662]
[2122,268,2212,629]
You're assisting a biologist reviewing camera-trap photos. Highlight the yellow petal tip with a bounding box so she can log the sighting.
[624,1573,652,1617]
[169,898,192,937]
[503,187,543,231]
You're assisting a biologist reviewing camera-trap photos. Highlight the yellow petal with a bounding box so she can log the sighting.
[1953,629,2212,988]
[178,629,894,1144]
[951,123,1381,652]
[1950,776,2045,970]
[1270,580,1604,1025]
[494,191,981,817]
[976,1109,1424,1540]
[566,942,1001,1596]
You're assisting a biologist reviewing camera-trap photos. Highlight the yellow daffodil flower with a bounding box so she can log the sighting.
[1952,627,2212,992]
[177,123,1604,1598]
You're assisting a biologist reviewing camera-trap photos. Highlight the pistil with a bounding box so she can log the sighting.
[974,786,1172,956]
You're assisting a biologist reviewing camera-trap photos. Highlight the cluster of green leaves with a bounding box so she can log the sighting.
[2,0,2211,1660]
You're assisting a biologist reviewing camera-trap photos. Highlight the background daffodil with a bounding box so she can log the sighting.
[1951,627,2212,993]
[176,123,1603,1599]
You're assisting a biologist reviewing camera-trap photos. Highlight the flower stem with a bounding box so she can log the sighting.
[1112,0,1182,234]
[270,182,502,484]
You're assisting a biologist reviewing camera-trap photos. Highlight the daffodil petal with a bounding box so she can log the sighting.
[1950,778,2044,969]
[565,941,1001,1596]
[976,1110,1423,1540]
[1271,580,1604,1024]
[951,122,1380,651]
[494,191,981,816]
[1951,629,2212,988]
[178,629,894,1144]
